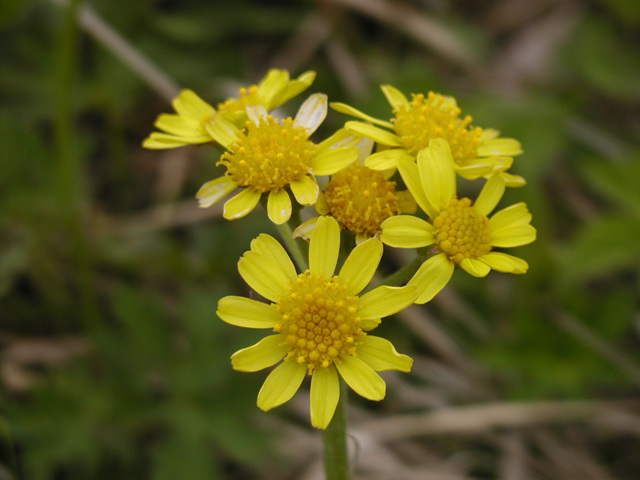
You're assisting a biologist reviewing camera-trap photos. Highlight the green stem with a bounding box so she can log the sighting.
[323,381,349,480]
[275,222,308,272]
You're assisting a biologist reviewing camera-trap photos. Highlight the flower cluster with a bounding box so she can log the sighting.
[143,69,536,429]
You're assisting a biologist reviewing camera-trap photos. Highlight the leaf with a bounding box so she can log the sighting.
[561,214,640,282]
[571,17,640,101]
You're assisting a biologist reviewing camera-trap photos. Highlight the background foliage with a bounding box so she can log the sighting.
[1,0,639,479]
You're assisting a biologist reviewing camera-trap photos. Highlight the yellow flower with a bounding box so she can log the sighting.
[196,94,358,225]
[294,132,417,244]
[331,85,525,187]
[380,138,536,304]
[142,69,316,149]
[217,69,317,127]
[142,89,218,149]
[217,216,416,429]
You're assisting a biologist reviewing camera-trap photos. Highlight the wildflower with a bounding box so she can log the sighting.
[217,216,416,429]
[380,138,536,304]
[294,133,417,243]
[196,94,358,225]
[331,85,525,186]
[217,69,317,127]
[142,69,316,149]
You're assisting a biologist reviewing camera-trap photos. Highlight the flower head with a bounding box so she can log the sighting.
[142,69,316,149]
[294,133,417,243]
[331,85,525,187]
[217,216,416,428]
[380,138,536,304]
[217,69,316,127]
[196,94,358,224]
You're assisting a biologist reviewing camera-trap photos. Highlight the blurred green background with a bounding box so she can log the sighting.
[1,0,639,479]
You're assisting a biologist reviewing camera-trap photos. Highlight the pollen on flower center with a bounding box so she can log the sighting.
[433,197,491,264]
[218,116,317,193]
[274,270,363,373]
[216,85,260,117]
[392,92,483,161]
[324,164,399,236]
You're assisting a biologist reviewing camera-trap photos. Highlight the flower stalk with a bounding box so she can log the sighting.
[323,380,350,480]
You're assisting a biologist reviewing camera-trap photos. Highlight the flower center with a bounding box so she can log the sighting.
[323,164,400,236]
[392,92,483,161]
[216,85,261,117]
[433,198,491,264]
[218,116,317,193]
[274,270,363,373]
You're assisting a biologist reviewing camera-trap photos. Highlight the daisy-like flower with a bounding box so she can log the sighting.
[196,94,358,225]
[142,69,316,149]
[380,138,536,304]
[294,133,417,244]
[217,216,416,429]
[331,85,525,187]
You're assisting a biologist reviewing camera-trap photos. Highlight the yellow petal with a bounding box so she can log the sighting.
[310,366,340,429]
[142,132,208,149]
[231,335,289,372]
[380,215,434,248]
[204,114,240,150]
[217,296,281,328]
[360,318,381,331]
[478,252,529,274]
[358,285,416,320]
[453,162,495,179]
[278,70,316,107]
[257,69,289,109]
[330,102,394,128]
[309,216,340,278]
[196,176,237,208]
[257,359,307,411]
[489,203,532,230]
[238,251,289,302]
[344,121,402,147]
[292,216,318,241]
[338,238,383,295]
[364,149,413,171]
[356,336,413,372]
[490,224,537,247]
[172,89,215,120]
[499,172,527,188]
[154,114,202,136]
[477,137,523,157]
[380,84,409,110]
[473,174,506,216]
[294,93,327,136]
[398,158,435,218]
[267,189,292,225]
[408,253,454,304]
[250,234,297,282]
[335,356,385,401]
[417,139,456,214]
[310,147,358,175]
[290,175,319,206]
[223,188,261,220]
[459,257,491,277]
[314,191,330,215]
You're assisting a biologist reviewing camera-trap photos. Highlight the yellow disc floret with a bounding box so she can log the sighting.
[324,164,399,236]
[218,116,317,193]
[274,271,363,373]
[433,198,491,264]
[216,85,261,117]
[393,92,483,161]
